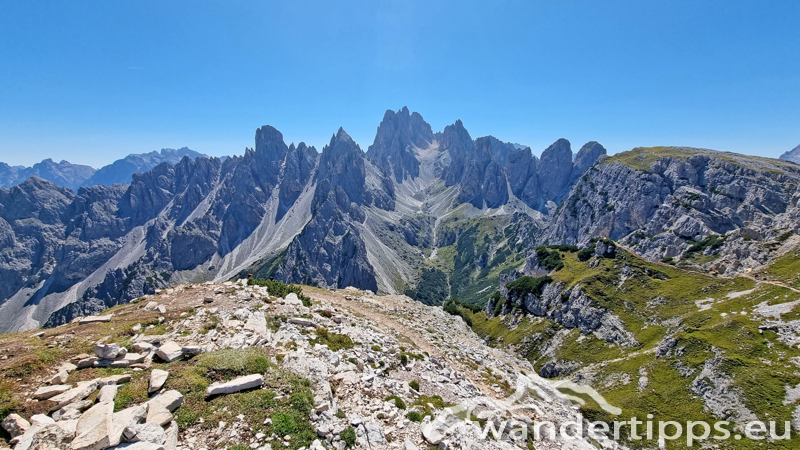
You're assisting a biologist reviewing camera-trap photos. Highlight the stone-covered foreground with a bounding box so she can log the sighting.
[0,280,626,450]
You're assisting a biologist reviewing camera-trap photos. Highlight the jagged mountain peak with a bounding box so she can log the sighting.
[367,107,434,182]
[255,125,288,155]
[572,141,608,182]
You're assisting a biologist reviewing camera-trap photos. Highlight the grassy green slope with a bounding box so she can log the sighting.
[470,246,800,449]
[405,214,532,307]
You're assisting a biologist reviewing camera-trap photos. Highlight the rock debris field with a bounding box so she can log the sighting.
[0,280,626,450]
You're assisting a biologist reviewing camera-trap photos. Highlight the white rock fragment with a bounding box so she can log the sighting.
[149,369,169,394]
[80,315,113,324]
[33,384,72,400]
[206,374,263,396]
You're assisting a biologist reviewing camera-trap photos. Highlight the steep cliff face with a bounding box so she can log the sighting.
[544,147,800,275]
[366,106,433,182]
[268,129,390,292]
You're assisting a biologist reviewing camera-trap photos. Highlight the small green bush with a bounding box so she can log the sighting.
[384,395,406,410]
[577,244,596,261]
[506,275,552,299]
[248,278,312,306]
[341,426,357,448]
[534,246,564,271]
[196,348,273,379]
[406,411,423,422]
[311,328,355,351]
[272,411,298,436]
[409,380,420,392]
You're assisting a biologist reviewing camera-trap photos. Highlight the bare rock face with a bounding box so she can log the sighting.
[367,106,434,182]
[545,147,800,275]
[538,138,574,203]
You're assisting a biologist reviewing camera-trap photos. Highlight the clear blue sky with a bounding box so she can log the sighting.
[1,1,798,167]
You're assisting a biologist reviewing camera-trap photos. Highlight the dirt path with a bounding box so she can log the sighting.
[309,289,442,358]
[308,289,521,400]
[739,273,800,294]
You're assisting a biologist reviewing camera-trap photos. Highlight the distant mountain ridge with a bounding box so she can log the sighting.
[780,144,800,164]
[82,147,207,187]
[0,147,207,190]
[0,107,797,334]
[0,159,95,191]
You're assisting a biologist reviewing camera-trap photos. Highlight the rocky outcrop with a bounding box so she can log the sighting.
[544,147,800,275]
[537,139,574,203]
[492,275,638,347]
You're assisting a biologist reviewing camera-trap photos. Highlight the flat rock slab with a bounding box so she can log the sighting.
[146,390,184,426]
[154,341,182,363]
[181,346,204,357]
[77,357,99,369]
[132,342,154,353]
[49,379,99,410]
[124,352,147,364]
[33,384,72,400]
[71,401,113,450]
[148,369,169,394]
[206,374,263,396]
[49,370,70,385]
[97,384,118,403]
[100,374,132,386]
[109,404,148,447]
[289,317,317,327]
[114,442,165,450]
[80,315,113,324]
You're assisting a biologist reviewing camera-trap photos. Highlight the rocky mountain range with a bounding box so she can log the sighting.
[0,148,207,191]
[0,159,95,191]
[0,107,798,334]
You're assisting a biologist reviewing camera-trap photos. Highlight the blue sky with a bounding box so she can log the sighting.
[1,1,798,167]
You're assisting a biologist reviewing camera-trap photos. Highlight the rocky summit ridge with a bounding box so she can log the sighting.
[0,108,799,335]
